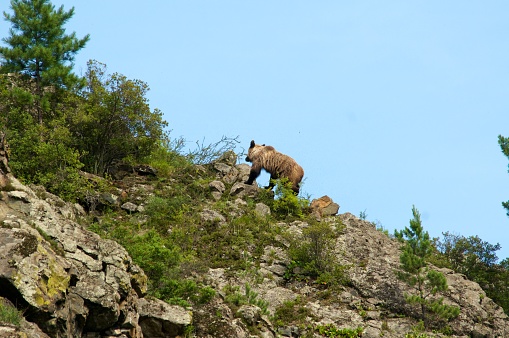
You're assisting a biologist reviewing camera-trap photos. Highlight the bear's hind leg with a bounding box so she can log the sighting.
[245,164,262,185]
[264,174,278,190]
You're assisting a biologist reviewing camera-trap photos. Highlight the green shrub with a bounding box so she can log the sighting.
[431,232,509,315]
[143,139,192,177]
[286,221,349,287]
[0,298,23,327]
[198,211,281,270]
[272,178,309,219]
[144,196,190,228]
[125,229,182,283]
[272,297,312,327]
[89,219,212,307]
[8,121,89,202]
[315,324,363,337]
[224,283,269,315]
[405,321,432,338]
[244,284,269,314]
[154,279,215,307]
[126,232,213,306]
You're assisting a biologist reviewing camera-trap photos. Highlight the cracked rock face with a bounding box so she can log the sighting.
[336,213,509,337]
[0,179,145,337]
[0,147,186,338]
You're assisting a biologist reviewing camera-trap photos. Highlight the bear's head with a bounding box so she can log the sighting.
[245,140,265,163]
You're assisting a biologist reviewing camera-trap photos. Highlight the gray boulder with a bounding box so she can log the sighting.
[255,202,271,217]
[215,150,237,166]
[121,201,139,213]
[138,298,192,337]
[200,208,226,225]
[237,304,262,325]
[209,180,226,200]
[230,182,259,198]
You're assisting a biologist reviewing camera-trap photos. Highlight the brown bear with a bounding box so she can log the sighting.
[244,140,304,194]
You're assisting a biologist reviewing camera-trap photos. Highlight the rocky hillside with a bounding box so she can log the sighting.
[0,140,508,337]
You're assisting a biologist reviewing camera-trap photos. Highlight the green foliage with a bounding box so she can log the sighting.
[153,279,215,307]
[0,3,171,199]
[405,332,432,338]
[433,232,509,315]
[6,113,89,201]
[89,219,213,307]
[271,178,309,219]
[272,297,312,328]
[359,209,368,220]
[35,226,64,256]
[0,298,23,327]
[124,229,182,283]
[144,196,191,230]
[286,221,349,287]
[315,324,363,337]
[1,0,89,125]
[436,232,501,271]
[396,206,460,330]
[224,284,269,315]
[142,139,192,177]
[1,0,89,88]
[73,60,168,175]
[196,206,282,270]
[376,223,391,237]
[244,284,269,313]
[498,134,509,217]
[405,321,431,338]
[0,0,91,200]
[1,62,170,199]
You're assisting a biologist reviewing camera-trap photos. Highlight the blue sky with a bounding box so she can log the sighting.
[2,1,509,259]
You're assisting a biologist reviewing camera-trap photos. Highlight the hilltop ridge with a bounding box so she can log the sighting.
[0,143,508,337]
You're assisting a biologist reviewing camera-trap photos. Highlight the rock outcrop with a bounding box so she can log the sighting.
[337,213,509,337]
[310,195,340,219]
[0,140,189,337]
[1,142,508,338]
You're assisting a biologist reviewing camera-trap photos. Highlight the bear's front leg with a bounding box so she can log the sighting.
[245,165,261,185]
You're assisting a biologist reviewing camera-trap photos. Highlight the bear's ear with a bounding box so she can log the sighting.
[250,140,255,148]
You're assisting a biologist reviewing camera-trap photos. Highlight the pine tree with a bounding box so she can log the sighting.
[0,0,89,124]
[0,0,89,199]
[395,206,460,330]
[498,135,509,217]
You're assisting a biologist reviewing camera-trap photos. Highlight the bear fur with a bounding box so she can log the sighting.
[244,140,304,194]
